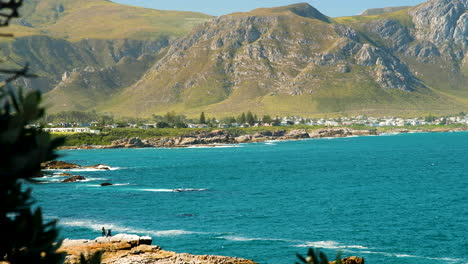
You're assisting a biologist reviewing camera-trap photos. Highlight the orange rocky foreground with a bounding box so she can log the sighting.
[59,234,257,264]
[59,234,365,264]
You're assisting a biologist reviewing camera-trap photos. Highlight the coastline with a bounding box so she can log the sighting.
[59,234,364,264]
[57,127,468,151]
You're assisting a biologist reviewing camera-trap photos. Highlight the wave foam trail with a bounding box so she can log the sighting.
[141,188,207,193]
[295,241,368,250]
[350,250,465,263]
[186,145,241,149]
[219,235,295,243]
[44,167,121,172]
[59,218,200,237]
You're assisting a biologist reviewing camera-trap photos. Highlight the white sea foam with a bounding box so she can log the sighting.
[59,218,200,237]
[295,241,368,250]
[141,188,207,192]
[44,167,121,172]
[354,250,465,263]
[219,235,295,243]
[186,145,241,149]
[141,189,174,192]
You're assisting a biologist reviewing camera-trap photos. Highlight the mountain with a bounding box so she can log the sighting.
[0,0,211,112]
[360,6,412,16]
[100,0,468,117]
[3,0,467,117]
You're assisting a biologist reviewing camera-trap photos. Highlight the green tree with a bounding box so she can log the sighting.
[0,4,101,263]
[238,112,246,124]
[156,121,170,128]
[199,112,206,124]
[262,115,273,124]
[424,114,436,123]
[246,111,255,126]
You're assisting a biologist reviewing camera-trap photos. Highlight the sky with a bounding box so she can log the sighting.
[111,0,427,17]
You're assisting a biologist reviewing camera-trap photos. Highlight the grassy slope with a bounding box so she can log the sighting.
[5,0,211,41]
[99,5,467,118]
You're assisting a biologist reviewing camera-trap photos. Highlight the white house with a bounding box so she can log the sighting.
[43,127,101,134]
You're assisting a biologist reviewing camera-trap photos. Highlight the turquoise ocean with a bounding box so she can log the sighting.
[33,132,467,264]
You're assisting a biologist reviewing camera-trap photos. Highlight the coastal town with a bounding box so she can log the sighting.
[42,113,468,132]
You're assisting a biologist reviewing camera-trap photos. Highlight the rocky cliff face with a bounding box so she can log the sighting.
[1,36,167,93]
[108,2,454,116]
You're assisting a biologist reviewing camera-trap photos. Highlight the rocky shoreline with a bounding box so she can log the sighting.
[59,234,257,264]
[57,127,467,150]
[59,234,364,264]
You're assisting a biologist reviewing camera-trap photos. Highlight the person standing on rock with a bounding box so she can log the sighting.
[106,229,112,237]
[102,227,106,236]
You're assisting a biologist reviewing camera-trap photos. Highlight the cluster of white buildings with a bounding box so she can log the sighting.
[276,115,468,127]
[43,127,101,134]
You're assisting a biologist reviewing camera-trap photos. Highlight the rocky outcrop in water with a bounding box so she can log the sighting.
[41,161,81,170]
[41,161,111,170]
[62,175,86,183]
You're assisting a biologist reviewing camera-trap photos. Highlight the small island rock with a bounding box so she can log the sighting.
[62,176,86,183]
[41,161,81,170]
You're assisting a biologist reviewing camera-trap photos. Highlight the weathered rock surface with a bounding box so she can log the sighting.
[59,235,257,264]
[111,137,153,148]
[41,161,81,170]
[330,256,365,264]
[284,129,310,139]
[62,175,86,183]
[41,161,112,171]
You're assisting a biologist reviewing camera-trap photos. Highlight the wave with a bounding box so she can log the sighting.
[295,241,368,250]
[59,218,201,237]
[140,188,207,193]
[219,235,291,242]
[379,133,400,136]
[186,145,242,149]
[43,167,121,172]
[349,250,464,263]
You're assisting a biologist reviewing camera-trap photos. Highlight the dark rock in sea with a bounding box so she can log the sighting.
[41,160,81,170]
[62,176,86,183]
[100,182,113,186]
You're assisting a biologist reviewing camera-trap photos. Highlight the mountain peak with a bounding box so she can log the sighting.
[240,2,330,23]
[271,2,330,22]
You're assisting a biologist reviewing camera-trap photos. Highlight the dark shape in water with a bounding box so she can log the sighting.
[62,175,86,183]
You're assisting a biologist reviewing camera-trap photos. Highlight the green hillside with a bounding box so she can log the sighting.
[4,0,467,117]
[8,0,210,41]
[99,0,468,117]
[0,0,210,111]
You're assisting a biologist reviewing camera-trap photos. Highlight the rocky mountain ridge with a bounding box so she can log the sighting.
[102,0,468,117]
[5,0,468,116]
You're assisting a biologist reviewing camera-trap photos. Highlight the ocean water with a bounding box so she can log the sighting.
[32,132,468,264]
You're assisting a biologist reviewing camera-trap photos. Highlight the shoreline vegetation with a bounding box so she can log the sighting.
[54,124,468,150]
